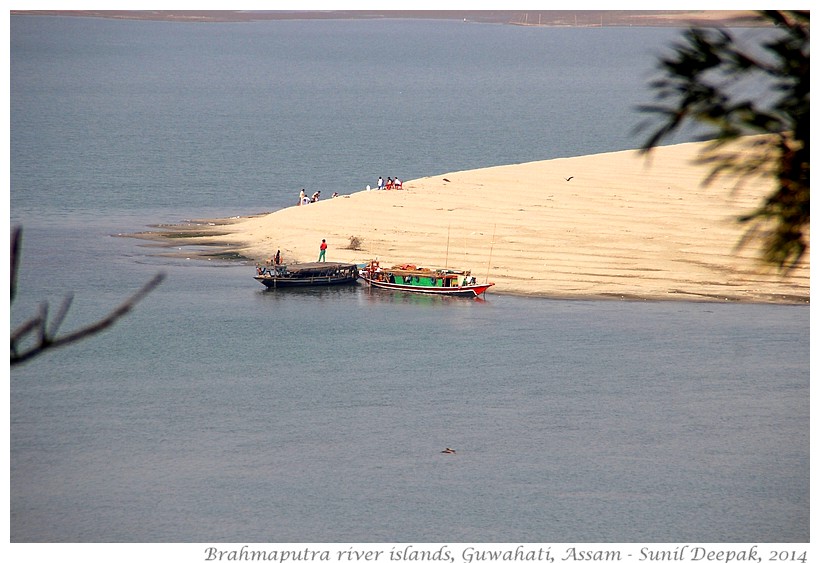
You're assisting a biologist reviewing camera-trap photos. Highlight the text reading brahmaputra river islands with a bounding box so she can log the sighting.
[203,545,808,563]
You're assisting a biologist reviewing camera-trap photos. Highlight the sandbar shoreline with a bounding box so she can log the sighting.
[132,141,809,304]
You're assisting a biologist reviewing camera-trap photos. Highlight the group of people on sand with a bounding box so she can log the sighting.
[297,189,340,206]
[375,176,402,190]
[298,189,320,206]
[299,176,403,203]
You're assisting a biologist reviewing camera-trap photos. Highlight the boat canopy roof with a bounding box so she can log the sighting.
[286,261,355,270]
[284,262,356,272]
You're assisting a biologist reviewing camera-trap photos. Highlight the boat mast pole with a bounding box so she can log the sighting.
[486,223,496,283]
[445,224,450,268]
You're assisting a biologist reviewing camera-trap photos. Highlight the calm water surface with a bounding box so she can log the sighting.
[9,16,808,543]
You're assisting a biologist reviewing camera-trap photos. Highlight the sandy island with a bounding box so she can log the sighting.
[139,141,809,303]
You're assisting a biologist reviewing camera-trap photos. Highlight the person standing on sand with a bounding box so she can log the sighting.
[274,249,281,265]
[318,239,327,262]
[298,189,305,206]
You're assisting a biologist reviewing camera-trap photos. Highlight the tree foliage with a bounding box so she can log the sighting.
[637,10,809,271]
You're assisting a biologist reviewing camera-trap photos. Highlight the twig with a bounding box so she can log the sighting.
[11,273,165,366]
[10,225,165,367]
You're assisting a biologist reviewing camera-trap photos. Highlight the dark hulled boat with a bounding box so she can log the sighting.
[254,261,359,288]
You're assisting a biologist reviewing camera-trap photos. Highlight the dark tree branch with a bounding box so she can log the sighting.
[11,225,21,301]
[10,226,165,367]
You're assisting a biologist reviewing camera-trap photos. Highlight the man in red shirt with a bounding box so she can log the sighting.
[318,239,327,262]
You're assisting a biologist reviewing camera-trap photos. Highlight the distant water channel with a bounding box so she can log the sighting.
[10,15,808,542]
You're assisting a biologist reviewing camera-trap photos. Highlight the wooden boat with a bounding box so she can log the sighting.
[359,260,494,297]
[254,261,359,288]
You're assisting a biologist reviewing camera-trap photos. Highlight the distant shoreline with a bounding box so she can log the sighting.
[10,10,768,28]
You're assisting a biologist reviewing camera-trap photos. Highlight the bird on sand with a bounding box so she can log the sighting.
[564,176,574,181]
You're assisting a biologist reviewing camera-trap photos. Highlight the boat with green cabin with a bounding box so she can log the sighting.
[359,260,494,297]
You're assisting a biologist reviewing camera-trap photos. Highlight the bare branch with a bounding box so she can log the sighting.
[11,272,165,367]
[46,294,75,341]
[11,226,21,301]
[10,226,166,367]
